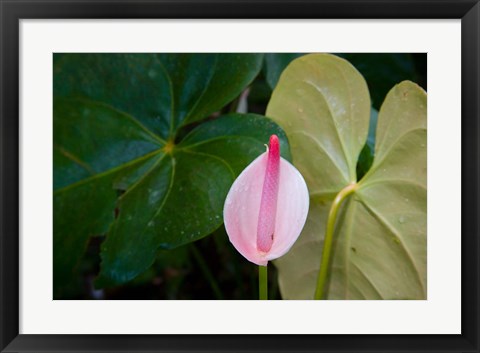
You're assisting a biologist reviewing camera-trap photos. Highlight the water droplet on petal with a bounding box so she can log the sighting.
[398,216,405,224]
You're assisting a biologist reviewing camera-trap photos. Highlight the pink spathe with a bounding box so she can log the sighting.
[223,135,309,266]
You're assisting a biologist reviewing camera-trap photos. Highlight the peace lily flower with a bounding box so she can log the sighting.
[223,135,309,266]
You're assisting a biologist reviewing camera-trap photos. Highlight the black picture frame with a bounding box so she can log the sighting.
[1,1,478,352]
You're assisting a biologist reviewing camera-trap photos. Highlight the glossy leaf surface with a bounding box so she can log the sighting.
[53,54,295,288]
[267,54,427,299]
[54,54,264,139]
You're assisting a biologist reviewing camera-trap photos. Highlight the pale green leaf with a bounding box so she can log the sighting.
[268,54,427,300]
[266,53,371,198]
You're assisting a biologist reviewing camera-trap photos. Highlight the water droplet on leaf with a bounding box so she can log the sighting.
[148,69,157,78]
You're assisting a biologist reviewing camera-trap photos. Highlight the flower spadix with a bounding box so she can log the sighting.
[223,135,309,266]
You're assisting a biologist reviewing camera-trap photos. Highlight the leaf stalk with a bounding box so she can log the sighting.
[314,182,357,300]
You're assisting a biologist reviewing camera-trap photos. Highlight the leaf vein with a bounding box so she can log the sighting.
[366,127,426,179]
[360,178,426,191]
[54,149,164,195]
[181,54,219,126]
[55,145,95,175]
[303,79,353,182]
[289,130,349,183]
[145,155,176,228]
[119,153,167,201]
[181,149,235,180]
[351,262,383,299]
[61,97,167,145]
[154,57,176,136]
[359,198,426,297]
[180,135,265,151]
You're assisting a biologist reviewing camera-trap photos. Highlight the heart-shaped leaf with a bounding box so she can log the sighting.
[267,53,371,199]
[266,54,426,299]
[338,53,420,110]
[53,54,293,289]
[264,53,422,110]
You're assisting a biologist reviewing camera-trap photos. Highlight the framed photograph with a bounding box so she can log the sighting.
[1,0,478,352]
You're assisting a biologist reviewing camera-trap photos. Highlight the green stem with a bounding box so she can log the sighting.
[190,244,224,300]
[314,183,357,300]
[259,265,268,300]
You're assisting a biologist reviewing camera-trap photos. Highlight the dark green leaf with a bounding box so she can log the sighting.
[264,53,305,90]
[54,53,264,140]
[95,113,290,287]
[54,98,162,287]
[53,53,292,289]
